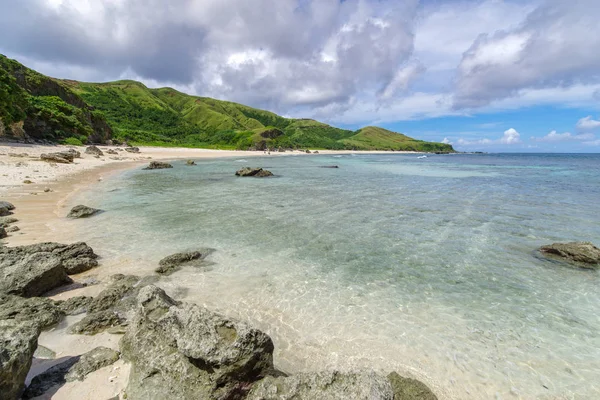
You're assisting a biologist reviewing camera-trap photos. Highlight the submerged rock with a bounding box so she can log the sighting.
[85,145,104,156]
[0,320,40,400]
[387,372,438,400]
[186,160,196,166]
[247,371,394,400]
[319,165,339,168]
[156,249,214,276]
[0,294,64,329]
[67,205,102,219]
[22,347,120,398]
[143,161,173,170]
[235,167,274,177]
[120,285,276,400]
[539,242,600,268]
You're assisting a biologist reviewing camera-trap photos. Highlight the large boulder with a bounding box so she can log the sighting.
[235,167,274,177]
[539,242,600,268]
[67,205,102,219]
[156,249,214,276]
[22,347,120,398]
[120,285,276,400]
[0,294,64,330]
[0,242,99,296]
[0,201,15,217]
[143,161,173,170]
[247,371,394,400]
[85,145,104,156]
[0,320,40,400]
[40,151,76,164]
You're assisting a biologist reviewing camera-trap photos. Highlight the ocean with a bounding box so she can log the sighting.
[70,153,600,399]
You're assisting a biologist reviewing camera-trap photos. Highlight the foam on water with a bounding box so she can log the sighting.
[70,153,600,399]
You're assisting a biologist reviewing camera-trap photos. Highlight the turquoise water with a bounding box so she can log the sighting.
[71,153,600,399]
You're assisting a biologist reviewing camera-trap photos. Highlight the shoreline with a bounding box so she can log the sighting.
[0,144,449,399]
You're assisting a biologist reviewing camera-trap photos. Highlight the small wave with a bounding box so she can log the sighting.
[333,155,343,158]
[235,159,248,162]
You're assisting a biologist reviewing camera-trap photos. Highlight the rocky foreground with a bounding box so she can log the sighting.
[0,203,438,400]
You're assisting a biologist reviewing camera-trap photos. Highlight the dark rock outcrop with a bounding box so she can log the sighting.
[0,201,15,217]
[0,242,99,296]
[120,285,276,400]
[235,167,274,177]
[22,347,120,398]
[143,161,173,170]
[106,149,118,155]
[85,145,104,156]
[0,227,6,239]
[0,294,64,330]
[539,242,600,268]
[156,249,214,276]
[67,205,102,219]
[0,320,40,400]
[247,371,394,400]
[387,372,438,400]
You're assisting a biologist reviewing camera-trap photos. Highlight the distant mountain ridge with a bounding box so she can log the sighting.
[0,55,454,152]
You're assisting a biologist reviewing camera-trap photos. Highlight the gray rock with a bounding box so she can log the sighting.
[33,345,56,360]
[57,296,93,316]
[106,149,118,155]
[40,151,76,164]
[124,147,140,153]
[156,249,214,276]
[143,161,173,170]
[387,372,438,400]
[235,167,274,177]
[186,160,196,166]
[68,310,125,335]
[120,285,276,400]
[246,371,394,400]
[67,205,102,219]
[50,242,99,274]
[0,320,40,400]
[539,242,600,267]
[0,294,64,330]
[0,216,18,228]
[87,274,142,314]
[0,227,6,239]
[0,201,15,217]
[0,245,71,297]
[85,145,104,156]
[23,346,119,398]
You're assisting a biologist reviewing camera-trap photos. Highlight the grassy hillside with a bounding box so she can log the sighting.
[0,55,455,152]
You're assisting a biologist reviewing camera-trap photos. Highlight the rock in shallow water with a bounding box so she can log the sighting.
[539,241,600,268]
[143,161,173,170]
[156,249,214,276]
[120,285,276,400]
[0,320,40,400]
[235,167,274,177]
[67,205,102,219]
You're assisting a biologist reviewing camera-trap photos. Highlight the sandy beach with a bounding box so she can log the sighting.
[1,144,442,400]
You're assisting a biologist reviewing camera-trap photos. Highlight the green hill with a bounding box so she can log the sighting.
[0,55,454,152]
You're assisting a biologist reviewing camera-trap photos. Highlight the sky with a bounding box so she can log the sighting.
[1,0,599,152]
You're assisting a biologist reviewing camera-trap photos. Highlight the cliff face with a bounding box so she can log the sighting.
[0,55,112,144]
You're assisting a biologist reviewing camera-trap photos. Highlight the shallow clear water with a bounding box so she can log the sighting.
[72,153,600,399]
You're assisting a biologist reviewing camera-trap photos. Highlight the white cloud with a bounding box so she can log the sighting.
[441,137,452,145]
[457,128,522,146]
[576,116,600,132]
[583,139,600,146]
[531,130,595,142]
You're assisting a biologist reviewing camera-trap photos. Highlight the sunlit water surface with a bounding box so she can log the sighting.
[70,153,600,399]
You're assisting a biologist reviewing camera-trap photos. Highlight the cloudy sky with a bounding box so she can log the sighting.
[1,0,599,152]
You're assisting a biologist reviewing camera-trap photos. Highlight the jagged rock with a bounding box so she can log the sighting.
[387,372,438,400]
[155,249,214,276]
[85,145,104,156]
[124,147,140,153]
[0,294,64,330]
[0,216,18,227]
[67,204,102,219]
[0,320,40,400]
[143,161,173,170]
[0,227,6,239]
[87,274,143,314]
[247,371,394,400]
[68,310,125,335]
[57,296,93,316]
[34,345,56,360]
[120,285,276,400]
[23,347,119,398]
[539,242,600,267]
[235,167,274,177]
[65,148,81,158]
[0,244,71,297]
[40,151,76,164]
[0,242,98,296]
[0,201,15,217]
[186,160,196,166]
